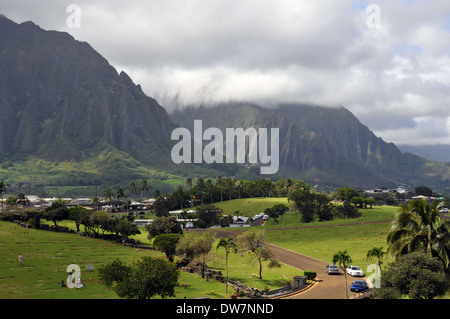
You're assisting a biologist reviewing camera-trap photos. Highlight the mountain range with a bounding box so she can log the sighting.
[0,15,449,195]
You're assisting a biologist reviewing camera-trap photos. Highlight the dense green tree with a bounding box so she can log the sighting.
[98,257,179,299]
[335,187,360,202]
[176,231,215,278]
[44,200,69,227]
[153,194,176,217]
[145,216,183,239]
[264,204,289,224]
[68,206,87,232]
[375,251,448,299]
[195,205,222,228]
[153,233,181,262]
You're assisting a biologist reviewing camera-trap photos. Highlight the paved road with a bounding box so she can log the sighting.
[197,227,363,299]
[264,242,356,299]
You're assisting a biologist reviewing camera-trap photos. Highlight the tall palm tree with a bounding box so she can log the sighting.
[196,178,205,205]
[129,182,137,202]
[104,188,114,202]
[116,187,127,211]
[216,237,238,293]
[366,246,385,288]
[139,180,151,201]
[332,250,352,299]
[366,247,385,270]
[387,199,450,271]
[0,181,5,213]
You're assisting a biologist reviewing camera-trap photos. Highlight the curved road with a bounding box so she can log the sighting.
[197,227,368,299]
[264,242,354,299]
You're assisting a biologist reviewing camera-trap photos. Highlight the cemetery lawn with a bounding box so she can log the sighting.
[0,220,300,299]
[263,205,399,271]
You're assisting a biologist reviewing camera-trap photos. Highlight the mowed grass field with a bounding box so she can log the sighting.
[263,205,398,272]
[0,219,301,299]
[0,198,401,299]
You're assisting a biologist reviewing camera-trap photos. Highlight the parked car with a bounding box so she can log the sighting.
[325,264,340,275]
[346,265,364,277]
[350,280,369,292]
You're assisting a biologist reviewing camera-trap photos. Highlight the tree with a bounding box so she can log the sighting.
[290,188,317,223]
[68,206,87,232]
[116,187,126,201]
[366,247,385,270]
[116,217,141,242]
[387,199,450,271]
[153,194,176,217]
[216,237,238,292]
[104,188,114,202]
[332,250,352,299]
[264,204,288,224]
[89,210,111,236]
[335,187,360,202]
[16,193,30,206]
[237,230,280,279]
[176,231,215,278]
[129,182,137,202]
[44,200,69,227]
[0,180,5,213]
[153,233,181,263]
[195,205,222,228]
[98,257,179,299]
[374,251,448,299]
[145,216,183,239]
[414,186,433,197]
[139,179,151,200]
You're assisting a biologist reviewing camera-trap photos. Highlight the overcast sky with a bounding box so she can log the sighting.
[2,0,450,146]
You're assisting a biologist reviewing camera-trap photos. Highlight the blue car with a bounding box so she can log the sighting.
[350,280,369,292]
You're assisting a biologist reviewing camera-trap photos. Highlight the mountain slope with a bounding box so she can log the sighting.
[170,103,450,192]
[170,103,398,189]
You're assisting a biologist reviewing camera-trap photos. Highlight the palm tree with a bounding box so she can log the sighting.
[332,250,352,299]
[0,181,5,213]
[366,247,385,270]
[216,237,238,293]
[196,178,205,205]
[129,182,137,202]
[216,175,223,202]
[117,187,127,212]
[366,247,385,288]
[139,180,151,201]
[387,199,450,271]
[104,188,114,202]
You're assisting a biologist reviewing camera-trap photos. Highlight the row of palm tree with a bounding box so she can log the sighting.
[103,180,152,203]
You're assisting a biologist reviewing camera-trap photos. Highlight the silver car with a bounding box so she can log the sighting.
[325,264,340,275]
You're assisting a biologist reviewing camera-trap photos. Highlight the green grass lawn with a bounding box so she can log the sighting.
[263,205,399,272]
[0,219,302,299]
[211,197,290,216]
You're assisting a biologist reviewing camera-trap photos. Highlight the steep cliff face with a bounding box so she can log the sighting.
[171,102,450,191]
[0,16,175,163]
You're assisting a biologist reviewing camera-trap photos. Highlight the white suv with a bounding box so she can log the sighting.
[346,265,364,277]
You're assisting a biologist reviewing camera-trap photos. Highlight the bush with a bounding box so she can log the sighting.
[304,271,317,281]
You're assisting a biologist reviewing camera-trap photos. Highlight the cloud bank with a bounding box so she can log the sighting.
[2,0,450,145]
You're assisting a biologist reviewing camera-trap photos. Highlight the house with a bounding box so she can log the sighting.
[229,216,250,227]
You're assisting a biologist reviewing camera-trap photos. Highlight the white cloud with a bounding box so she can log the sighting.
[2,0,450,145]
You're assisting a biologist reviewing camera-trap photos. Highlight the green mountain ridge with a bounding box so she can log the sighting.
[170,103,450,193]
